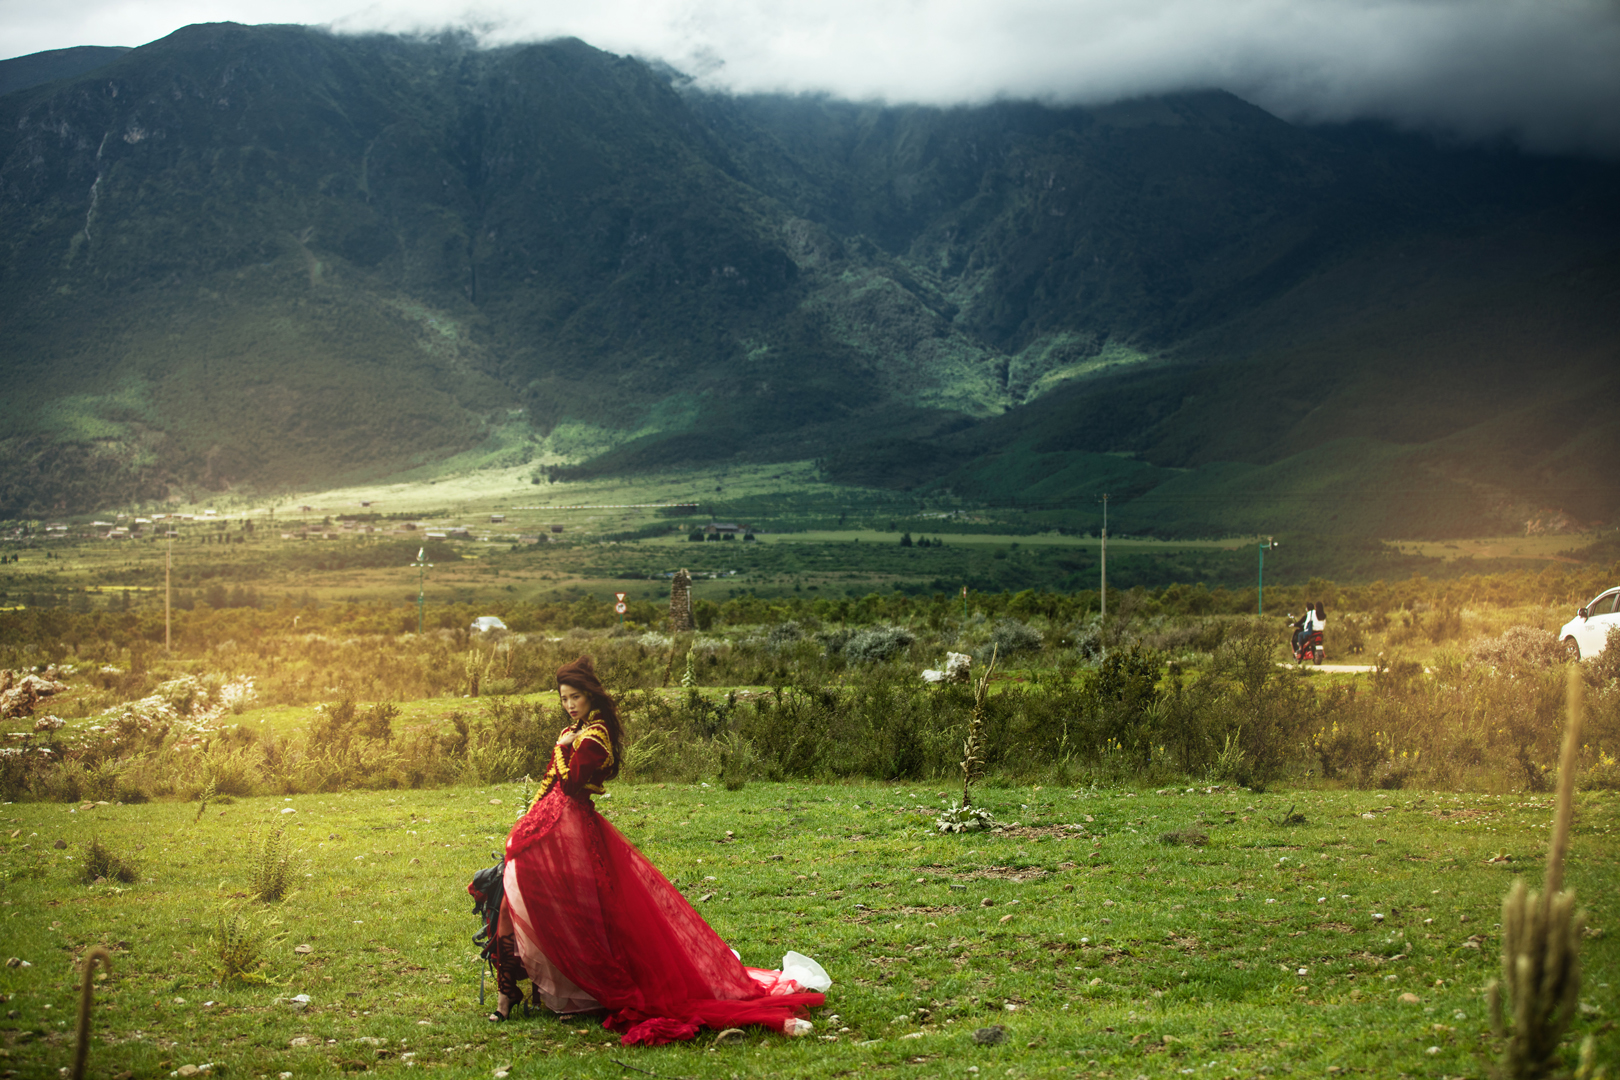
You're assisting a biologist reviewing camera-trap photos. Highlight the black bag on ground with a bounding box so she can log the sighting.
[466,853,505,964]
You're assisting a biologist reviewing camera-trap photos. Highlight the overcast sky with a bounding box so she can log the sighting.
[4,0,1619,156]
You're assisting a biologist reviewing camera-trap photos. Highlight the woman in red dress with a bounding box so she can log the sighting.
[489,656,828,1045]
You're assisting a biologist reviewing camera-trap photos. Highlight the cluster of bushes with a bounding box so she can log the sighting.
[6,576,1619,802]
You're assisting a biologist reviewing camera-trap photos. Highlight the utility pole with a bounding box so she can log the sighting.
[1258,536,1277,615]
[164,533,172,653]
[411,547,432,634]
[1100,494,1109,619]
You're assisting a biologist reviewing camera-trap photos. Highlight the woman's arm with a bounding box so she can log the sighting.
[560,737,609,798]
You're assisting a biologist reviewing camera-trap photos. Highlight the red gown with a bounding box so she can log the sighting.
[502,717,827,1046]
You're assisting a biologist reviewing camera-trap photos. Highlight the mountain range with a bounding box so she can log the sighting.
[2,24,1616,536]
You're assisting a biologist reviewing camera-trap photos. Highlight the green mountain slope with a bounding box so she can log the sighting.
[0,46,131,97]
[1,24,1615,535]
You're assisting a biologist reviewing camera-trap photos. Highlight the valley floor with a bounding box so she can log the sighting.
[2,781,1614,1078]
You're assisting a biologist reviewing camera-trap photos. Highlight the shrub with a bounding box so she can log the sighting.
[248,825,299,902]
[845,626,915,664]
[80,836,138,884]
[982,618,1043,660]
[156,674,206,716]
[766,622,803,650]
[1090,643,1164,769]
[212,905,281,984]
[1207,630,1312,790]
[358,702,398,743]
[1583,626,1620,686]
[1067,618,1105,661]
[1469,626,1564,673]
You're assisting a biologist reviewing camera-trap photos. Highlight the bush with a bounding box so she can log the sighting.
[1207,630,1312,790]
[982,618,1043,660]
[248,825,299,902]
[212,905,281,984]
[1584,626,1620,686]
[1468,625,1564,673]
[766,622,803,650]
[80,836,138,884]
[844,626,915,664]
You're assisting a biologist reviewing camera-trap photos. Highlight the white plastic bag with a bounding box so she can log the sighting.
[779,951,832,993]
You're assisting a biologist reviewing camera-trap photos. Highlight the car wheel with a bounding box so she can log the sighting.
[1563,637,1581,662]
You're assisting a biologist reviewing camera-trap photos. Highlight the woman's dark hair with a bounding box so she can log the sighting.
[1315,602,1327,620]
[555,655,623,782]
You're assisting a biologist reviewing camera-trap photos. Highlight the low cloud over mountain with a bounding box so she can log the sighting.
[7,0,1620,156]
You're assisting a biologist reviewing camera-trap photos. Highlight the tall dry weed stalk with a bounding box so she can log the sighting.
[959,646,998,809]
[1487,667,1604,1079]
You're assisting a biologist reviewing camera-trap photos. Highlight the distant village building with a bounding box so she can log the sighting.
[550,525,564,534]
[446,527,472,540]
[489,514,505,523]
[705,522,743,536]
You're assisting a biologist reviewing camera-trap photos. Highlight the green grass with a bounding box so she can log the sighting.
[2,781,1615,1077]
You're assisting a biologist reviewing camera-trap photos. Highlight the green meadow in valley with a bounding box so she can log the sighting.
[4,782,1616,1078]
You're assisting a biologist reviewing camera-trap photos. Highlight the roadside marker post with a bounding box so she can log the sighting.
[615,592,627,626]
[411,547,433,634]
[1258,536,1277,615]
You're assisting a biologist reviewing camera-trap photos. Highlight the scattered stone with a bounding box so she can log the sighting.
[999,914,1014,924]
[713,1028,747,1047]
[53,839,66,850]
[1,674,67,719]
[972,1025,1007,1046]
[1400,993,1421,1004]
[294,945,313,955]
[980,898,993,908]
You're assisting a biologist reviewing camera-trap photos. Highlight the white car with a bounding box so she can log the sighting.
[470,616,508,634]
[1560,586,1620,660]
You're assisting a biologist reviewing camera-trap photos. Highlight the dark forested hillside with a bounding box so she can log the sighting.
[1,24,1615,533]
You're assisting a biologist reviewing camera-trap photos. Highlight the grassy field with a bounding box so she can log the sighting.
[2,780,1615,1079]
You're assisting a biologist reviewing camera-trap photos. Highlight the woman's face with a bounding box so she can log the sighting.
[558,683,591,723]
